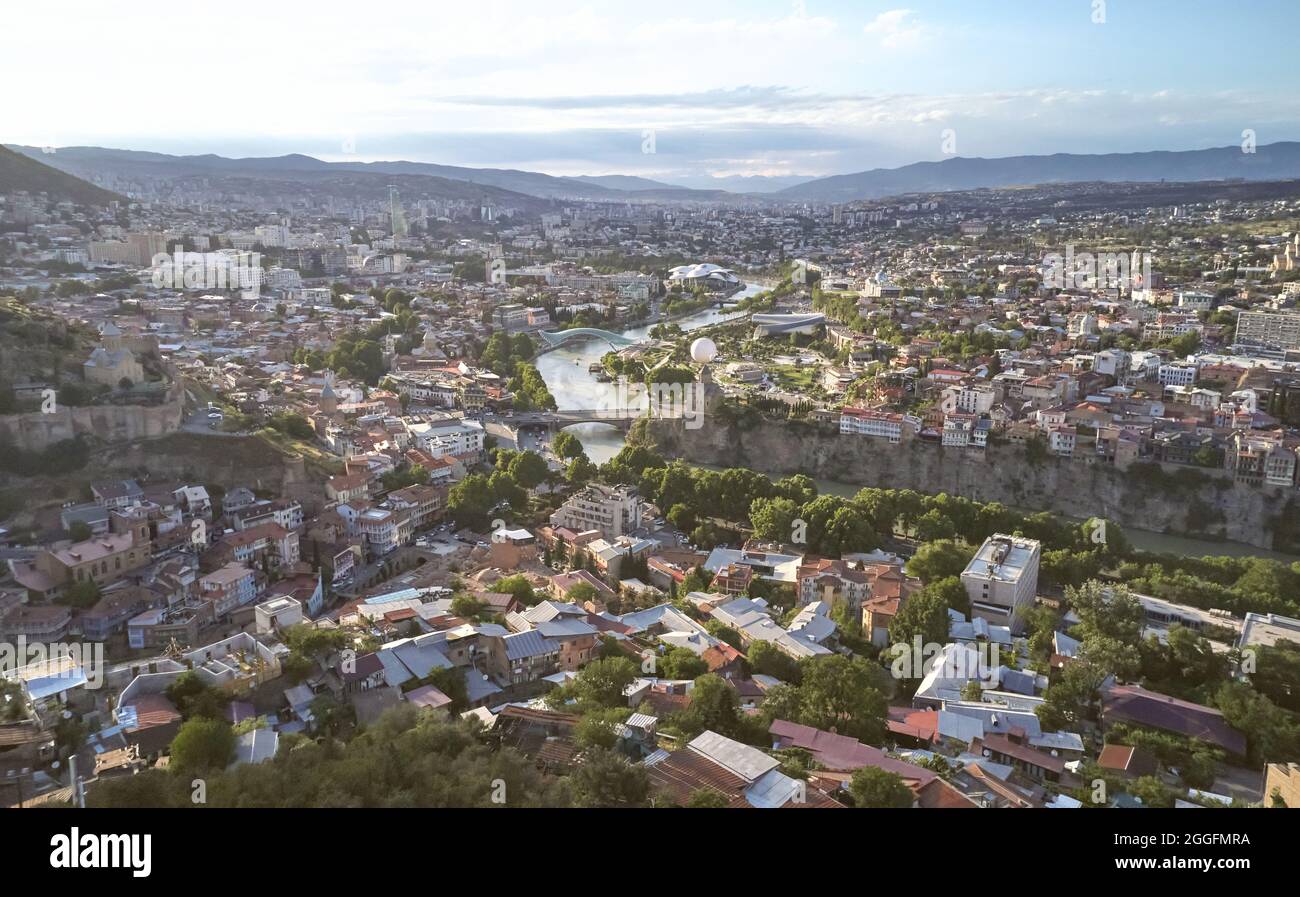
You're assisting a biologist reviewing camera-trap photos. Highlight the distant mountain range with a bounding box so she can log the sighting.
[572,173,813,194]
[6,142,1300,207]
[774,142,1300,202]
[663,173,817,193]
[571,174,681,192]
[0,145,122,205]
[5,146,736,204]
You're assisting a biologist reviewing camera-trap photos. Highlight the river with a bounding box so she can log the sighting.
[534,282,761,464]
[533,284,1295,562]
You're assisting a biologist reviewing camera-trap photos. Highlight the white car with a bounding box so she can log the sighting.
[207,411,223,419]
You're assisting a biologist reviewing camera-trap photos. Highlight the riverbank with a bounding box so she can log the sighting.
[647,416,1299,559]
[531,284,1300,561]
[532,283,761,462]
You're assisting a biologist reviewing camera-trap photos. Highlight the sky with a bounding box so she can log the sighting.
[7,0,1299,185]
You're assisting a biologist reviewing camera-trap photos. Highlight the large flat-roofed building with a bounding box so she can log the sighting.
[549,483,642,540]
[407,419,484,459]
[839,407,921,443]
[960,534,1041,633]
[1239,612,1300,650]
[15,512,152,600]
[1235,310,1300,353]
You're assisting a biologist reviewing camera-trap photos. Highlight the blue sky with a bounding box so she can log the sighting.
[7,0,1297,183]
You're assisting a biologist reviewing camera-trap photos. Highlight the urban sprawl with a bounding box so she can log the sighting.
[2,161,1300,811]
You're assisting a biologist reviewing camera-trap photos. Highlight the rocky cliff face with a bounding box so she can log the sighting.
[645,418,1294,551]
[83,432,322,513]
[0,382,184,451]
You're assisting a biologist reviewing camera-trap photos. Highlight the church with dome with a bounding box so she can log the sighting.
[83,322,144,387]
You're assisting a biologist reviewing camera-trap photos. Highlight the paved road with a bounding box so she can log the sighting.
[180,404,252,437]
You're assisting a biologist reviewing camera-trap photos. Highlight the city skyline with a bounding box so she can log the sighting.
[8,0,1300,183]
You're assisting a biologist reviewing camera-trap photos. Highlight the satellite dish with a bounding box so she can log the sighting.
[689,337,718,364]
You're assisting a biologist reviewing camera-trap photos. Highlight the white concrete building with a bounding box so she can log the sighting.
[960,535,1041,634]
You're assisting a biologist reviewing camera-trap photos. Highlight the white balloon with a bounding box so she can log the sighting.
[690,337,718,364]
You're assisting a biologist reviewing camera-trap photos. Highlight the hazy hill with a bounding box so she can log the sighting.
[0,145,122,205]
[8,146,634,202]
[5,146,557,210]
[777,142,1300,202]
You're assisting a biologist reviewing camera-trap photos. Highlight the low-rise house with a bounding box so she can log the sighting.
[336,652,387,694]
[78,586,156,641]
[969,729,1066,784]
[1097,743,1159,779]
[769,719,949,802]
[199,562,258,617]
[1100,684,1247,758]
[254,595,303,634]
[710,597,831,659]
[387,483,446,529]
[645,730,844,808]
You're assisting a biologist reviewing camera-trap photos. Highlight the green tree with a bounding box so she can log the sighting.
[90,709,570,807]
[795,655,889,743]
[165,670,231,720]
[658,647,708,680]
[906,540,974,583]
[567,657,638,710]
[747,640,802,684]
[566,580,599,605]
[848,766,914,808]
[888,587,951,652]
[749,496,799,542]
[60,579,101,609]
[1214,680,1300,764]
[676,673,743,739]
[552,431,584,460]
[169,718,235,772]
[507,451,549,489]
[574,708,630,750]
[686,788,730,808]
[571,747,649,807]
[667,503,697,533]
[448,474,494,527]
[494,574,538,606]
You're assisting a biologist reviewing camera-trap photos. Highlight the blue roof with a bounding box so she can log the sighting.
[24,668,89,701]
[365,588,422,605]
[504,629,556,661]
[463,669,503,704]
[996,667,1037,695]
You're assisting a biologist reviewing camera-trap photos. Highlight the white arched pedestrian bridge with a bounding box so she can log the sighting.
[538,327,640,349]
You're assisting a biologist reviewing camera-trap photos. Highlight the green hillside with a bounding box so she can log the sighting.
[0,144,123,205]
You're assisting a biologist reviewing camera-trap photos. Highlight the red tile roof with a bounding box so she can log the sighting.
[886,706,939,743]
[770,719,936,784]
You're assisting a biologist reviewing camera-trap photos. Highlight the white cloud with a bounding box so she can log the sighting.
[863,9,925,50]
